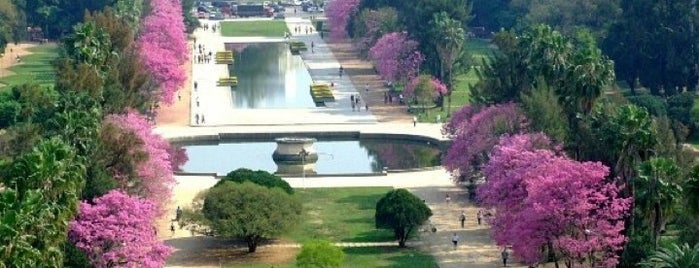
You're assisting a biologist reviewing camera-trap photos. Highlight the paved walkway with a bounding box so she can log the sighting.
[191,18,376,126]
[161,15,515,268]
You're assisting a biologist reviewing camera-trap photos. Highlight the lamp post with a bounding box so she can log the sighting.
[299,148,309,189]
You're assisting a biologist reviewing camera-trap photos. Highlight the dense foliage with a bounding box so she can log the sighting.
[0,0,188,265]
[375,189,432,247]
[218,168,294,195]
[200,181,302,253]
[368,32,424,83]
[296,239,346,268]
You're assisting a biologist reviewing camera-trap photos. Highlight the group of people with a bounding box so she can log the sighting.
[293,25,313,35]
[195,44,213,64]
[350,94,367,111]
[202,22,217,33]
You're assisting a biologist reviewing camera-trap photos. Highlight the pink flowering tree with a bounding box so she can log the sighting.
[478,134,630,267]
[325,0,361,40]
[442,103,528,181]
[69,190,172,267]
[137,0,188,104]
[106,110,181,212]
[369,32,424,83]
[404,75,448,98]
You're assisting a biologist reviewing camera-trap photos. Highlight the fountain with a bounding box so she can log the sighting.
[272,137,318,175]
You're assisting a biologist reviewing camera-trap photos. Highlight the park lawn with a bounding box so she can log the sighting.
[0,44,58,90]
[285,187,396,243]
[236,247,438,268]
[220,20,289,37]
[415,39,493,123]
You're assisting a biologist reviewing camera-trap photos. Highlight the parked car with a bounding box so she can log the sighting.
[274,12,285,19]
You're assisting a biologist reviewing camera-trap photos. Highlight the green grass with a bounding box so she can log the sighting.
[285,187,395,243]
[234,247,438,268]
[230,187,438,268]
[220,20,289,37]
[0,44,58,90]
[416,39,494,123]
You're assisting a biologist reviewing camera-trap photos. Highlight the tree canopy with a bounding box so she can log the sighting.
[202,181,302,252]
[375,189,432,247]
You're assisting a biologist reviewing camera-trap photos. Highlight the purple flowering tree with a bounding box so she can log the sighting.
[69,190,172,267]
[478,134,630,267]
[369,32,424,83]
[442,103,528,181]
[136,0,188,104]
[106,110,180,213]
[325,0,361,40]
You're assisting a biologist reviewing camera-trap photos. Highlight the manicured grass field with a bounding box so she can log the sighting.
[231,187,438,268]
[285,187,396,243]
[238,247,438,268]
[220,20,289,37]
[0,44,58,90]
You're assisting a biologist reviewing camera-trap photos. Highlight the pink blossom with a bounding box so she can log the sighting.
[369,32,424,82]
[477,134,630,266]
[404,76,448,97]
[106,111,182,213]
[69,190,173,267]
[325,0,361,40]
[136,0,188,104]
[442,103,529,180]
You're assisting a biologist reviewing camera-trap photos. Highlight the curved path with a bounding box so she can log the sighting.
[157,14,515,268]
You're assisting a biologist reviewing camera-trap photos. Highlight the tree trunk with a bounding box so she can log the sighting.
[652,202,662,249]
[548,240,559,268]
[246,236,258,253]
[396,227,407,247]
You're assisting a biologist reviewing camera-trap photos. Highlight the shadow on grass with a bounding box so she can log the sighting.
[340,229,394,243]
[336,193,385,210]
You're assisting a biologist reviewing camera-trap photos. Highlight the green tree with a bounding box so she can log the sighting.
[202,181,302,252]
[641,243,699,268]
[636,157,683,249]
[0,0,18,51]
[522,0,621,39]
[519,77,568,142]
[429,11,465,115]
[218,168,294,195]
[604,0,699,95]
[296,239,346,268]
[0,138,85,267]
[375,189,432,247]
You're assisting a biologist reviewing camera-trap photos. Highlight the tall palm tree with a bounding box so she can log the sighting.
[641,243,699,268]
[429,12,465,115]
[636,157,683,248]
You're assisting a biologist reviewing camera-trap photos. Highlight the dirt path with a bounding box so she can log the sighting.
[0,43,37,82]
[326,40,412,123]
[154,41,193,126]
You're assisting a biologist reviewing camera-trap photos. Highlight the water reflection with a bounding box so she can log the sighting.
[179,139,442,175]
[225,42,315,109]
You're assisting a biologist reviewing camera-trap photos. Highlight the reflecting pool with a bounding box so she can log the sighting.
[226,42,315,109]
[179,139,442,175]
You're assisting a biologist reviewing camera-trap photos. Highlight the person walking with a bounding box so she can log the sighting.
[339,65,344,77]
[365,83,369,92]
[413,116,417,127]
[502,248,509,266]
[445,193,451,205]
[451,233,459,249]
[311,41,314,53]
[170,222,176,235]
[477,209,484,225]
[459,211,466,228]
